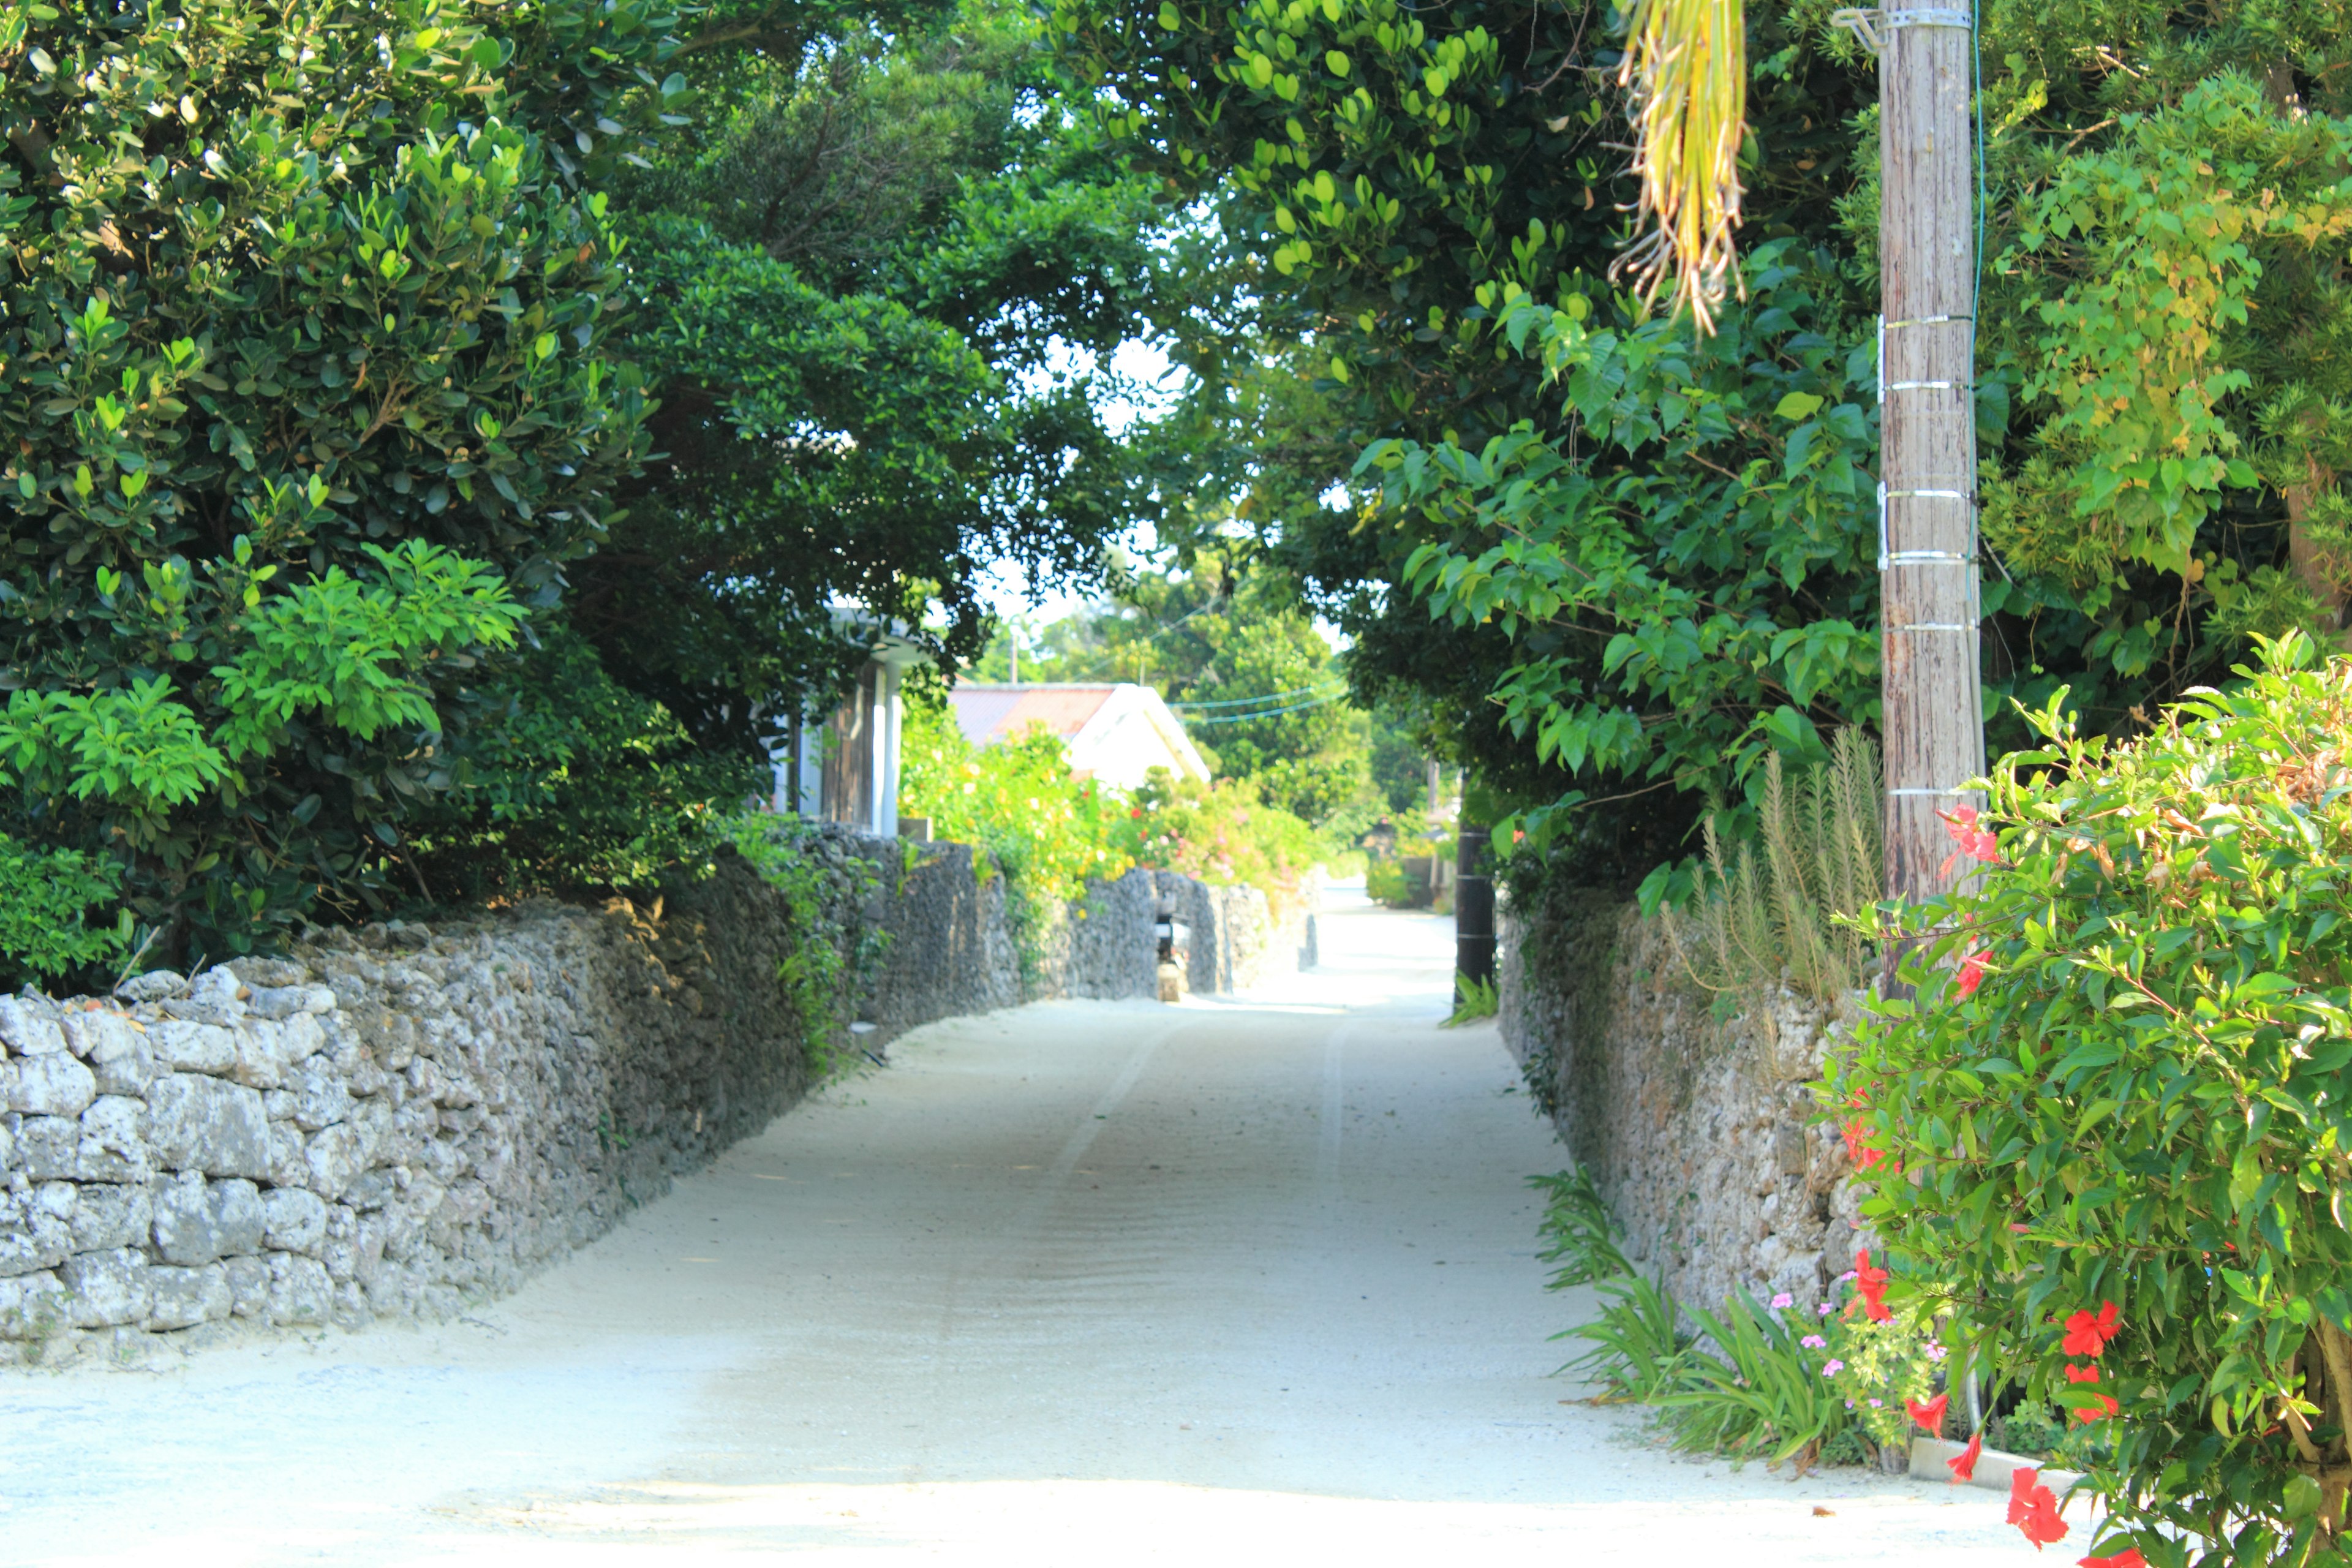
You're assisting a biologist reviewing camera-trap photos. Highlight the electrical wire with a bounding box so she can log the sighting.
[1169,682,1346,710]
[1183,688,1352,724]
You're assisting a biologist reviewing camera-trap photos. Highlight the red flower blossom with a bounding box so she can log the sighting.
[1854,1250,1891,1322]
[1841,1118,1888,1172]
[1954,949,1989,998]
[1947,1428,1983,1482]
[1938,805,2001,876]
[2079,1549,2146,1568]
[2008,1467,2068,1548]
[2062,1302,2122,1357]
[2062,1364,2117,1421]
[1906,1393,1948,1435]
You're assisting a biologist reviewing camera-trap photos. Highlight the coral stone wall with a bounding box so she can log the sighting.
[1499,893,1868,1311]
[0,831,1315,1365]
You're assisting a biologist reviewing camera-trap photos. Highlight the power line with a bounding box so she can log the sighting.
[1169,682,1345,710]
[1183,688,1351,725]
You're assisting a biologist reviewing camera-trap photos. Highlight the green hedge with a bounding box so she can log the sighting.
[1839,634,2352,1565]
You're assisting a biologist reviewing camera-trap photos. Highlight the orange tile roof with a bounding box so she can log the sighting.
[948,685,1118,746]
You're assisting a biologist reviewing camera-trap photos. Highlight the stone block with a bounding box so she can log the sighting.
[144,1073,273,1177]
[249,986,336,1021]
[234,958,308,989]
[223,1254,268,1318]
[287,1055,353,1132]
[76,1095,151,1182]
[152,1175,266,1265]
[343,1168,398,1212]
[231,1020,288,1090]
[59,1247,150,1327]
[261,1187,328,1254]
[1772,1123,1808,1176]
[150,1019,237,1075]
[266,1253,333,1326]
[0,996,66,1056]
[69,1183,153,1251]
[89,1040,157,1096]
[146,1263,232,1330]
[0,1268,66,1340]
[0,1182,72,1277]
[59,1009,141,1065]
[304,1101,390,1197]
[115,970,189,1003]
[187,965,248,1017]
[7,1052,97,1117]
[14,1116,78,1180]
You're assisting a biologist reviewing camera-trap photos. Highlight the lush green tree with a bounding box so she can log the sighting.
[1054,0,2352,891]
[0,0,671,960]
[579,0,1186,750]
[1047,0,1869,879]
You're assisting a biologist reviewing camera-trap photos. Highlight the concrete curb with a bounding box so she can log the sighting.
[1910,1435,2084,1495]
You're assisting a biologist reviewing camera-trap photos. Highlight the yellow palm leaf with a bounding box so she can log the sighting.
[1612,0,1747,333]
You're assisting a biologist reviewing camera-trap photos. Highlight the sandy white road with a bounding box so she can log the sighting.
[1,888,2049,1566]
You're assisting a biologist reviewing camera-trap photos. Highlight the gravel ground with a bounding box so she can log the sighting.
[0,888,2051,1566]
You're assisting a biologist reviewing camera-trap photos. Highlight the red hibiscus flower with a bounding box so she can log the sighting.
[2008,1467,2068,1548]
[1853,1250,1892,1321]
[2063,1364,2117,1422]
[1947,1428,1983,1482]
[1938,805,2001,876]
[1954,949,1989,998]
[2062,1302,2122,1357]
[2079,1548,2146,1568]
[1841,1118,1888,1172]
[1905,1393,1948,1435]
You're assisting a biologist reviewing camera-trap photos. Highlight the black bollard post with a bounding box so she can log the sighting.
[1454,823,1494,1006]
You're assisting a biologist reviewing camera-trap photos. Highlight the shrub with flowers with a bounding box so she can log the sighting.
[1835,635,2352,1566]
[1109,767,1322,918]
[897,698,1132,949]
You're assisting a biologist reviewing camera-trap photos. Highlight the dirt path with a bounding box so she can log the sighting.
[4,889,2041,1565]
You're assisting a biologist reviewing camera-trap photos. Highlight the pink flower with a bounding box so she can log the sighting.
[1770,1292,1794,1310]
[1926,1343,1948,1362]
[1801,1335,1827,1349]
[1817,1302,1835,1317]
[1822,1359,1845,1375]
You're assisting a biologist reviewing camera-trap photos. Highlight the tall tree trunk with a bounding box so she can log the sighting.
[1878,8,1986,924]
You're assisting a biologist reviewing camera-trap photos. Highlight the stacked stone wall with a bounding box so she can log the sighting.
[1498,894,1868,1313]
[0,831,1316,1364]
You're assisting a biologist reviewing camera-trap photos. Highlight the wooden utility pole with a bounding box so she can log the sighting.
[1869,2,1984,913]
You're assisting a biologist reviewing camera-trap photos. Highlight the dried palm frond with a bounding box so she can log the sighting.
[1610,0,1748,334]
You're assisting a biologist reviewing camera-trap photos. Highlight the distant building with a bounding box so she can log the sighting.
[774,629,930,836]
[947,683,1211,793]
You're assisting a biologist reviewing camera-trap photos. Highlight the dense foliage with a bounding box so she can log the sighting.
[0,0,1189,976]
[1051,0,2352,894]
[585,0,1184,749]
[0,0,666,962]
[1839,636,2352,1565]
